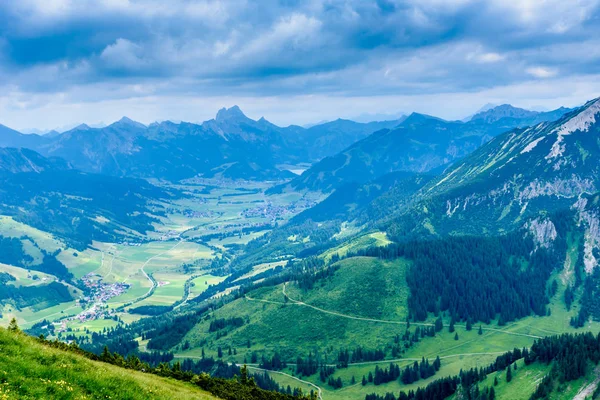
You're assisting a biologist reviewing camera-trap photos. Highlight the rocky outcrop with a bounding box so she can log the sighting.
[525,218,557,249]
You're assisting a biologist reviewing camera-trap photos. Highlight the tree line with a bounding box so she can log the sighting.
[366,331,600,400]
[351,232,562,325]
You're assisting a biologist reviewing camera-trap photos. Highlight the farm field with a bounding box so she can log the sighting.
[188,274,229,299]
[148,180,322,243]
[0,180,317,340]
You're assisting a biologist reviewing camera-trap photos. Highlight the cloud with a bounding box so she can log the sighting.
[100,38,147,71]
[0,0,599,129]
[526,66,558,78]
[466,47,505,64]
[477,52,504,63]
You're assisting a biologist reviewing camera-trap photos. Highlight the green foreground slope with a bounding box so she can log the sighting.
[0,327,217,400]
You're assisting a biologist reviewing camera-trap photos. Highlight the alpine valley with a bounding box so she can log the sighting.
[5,96,600,400]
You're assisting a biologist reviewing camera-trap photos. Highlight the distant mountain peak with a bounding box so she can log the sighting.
[216,105,247,122]
[403,112,445,124]
[73,123,91,131]
[110,117,146,129]
[476,103,499,113]
[471,104,538,123]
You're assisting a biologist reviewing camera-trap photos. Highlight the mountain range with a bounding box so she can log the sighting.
[1,104,569,186]
[0,107,404,182]
[280,105,573,193]
[4,97,600,400]
[291,97,600,259]
[0,102,577,249]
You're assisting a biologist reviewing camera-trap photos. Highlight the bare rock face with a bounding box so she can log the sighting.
[518,176,596,202]
[525,218,557,249]
[573,197,600,273]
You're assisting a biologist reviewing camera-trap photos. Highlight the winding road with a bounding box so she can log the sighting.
[125,240,184,306]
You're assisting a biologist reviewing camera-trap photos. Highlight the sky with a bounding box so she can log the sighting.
[1,0,600,131]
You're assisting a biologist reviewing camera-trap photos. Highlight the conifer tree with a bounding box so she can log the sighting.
[435,316,443,332]
[7,318,19,333]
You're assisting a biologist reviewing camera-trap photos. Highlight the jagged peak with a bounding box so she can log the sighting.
[215,105,247,122]
[152,120,179,127]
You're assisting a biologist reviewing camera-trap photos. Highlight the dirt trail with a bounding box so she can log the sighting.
[244,283,541,339]
[245,366,323,400]
[574,365,600,400]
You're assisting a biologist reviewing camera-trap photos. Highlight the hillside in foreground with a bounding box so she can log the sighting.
[0,327,217,399]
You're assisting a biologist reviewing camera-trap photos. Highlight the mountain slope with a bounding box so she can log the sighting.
[292,171,432,224]
[0,124,44,149]
[286,106,572,193]
[0,148,174,248]
[0,147,71,173]
[297,118,405,161]
[0,327,217,400]
[379,98,600,252]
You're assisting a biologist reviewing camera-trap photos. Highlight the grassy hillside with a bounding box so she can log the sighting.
[470,358,587,400]
[0,327,217,399]
[168,250,600,400]
[179,257,411,360]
